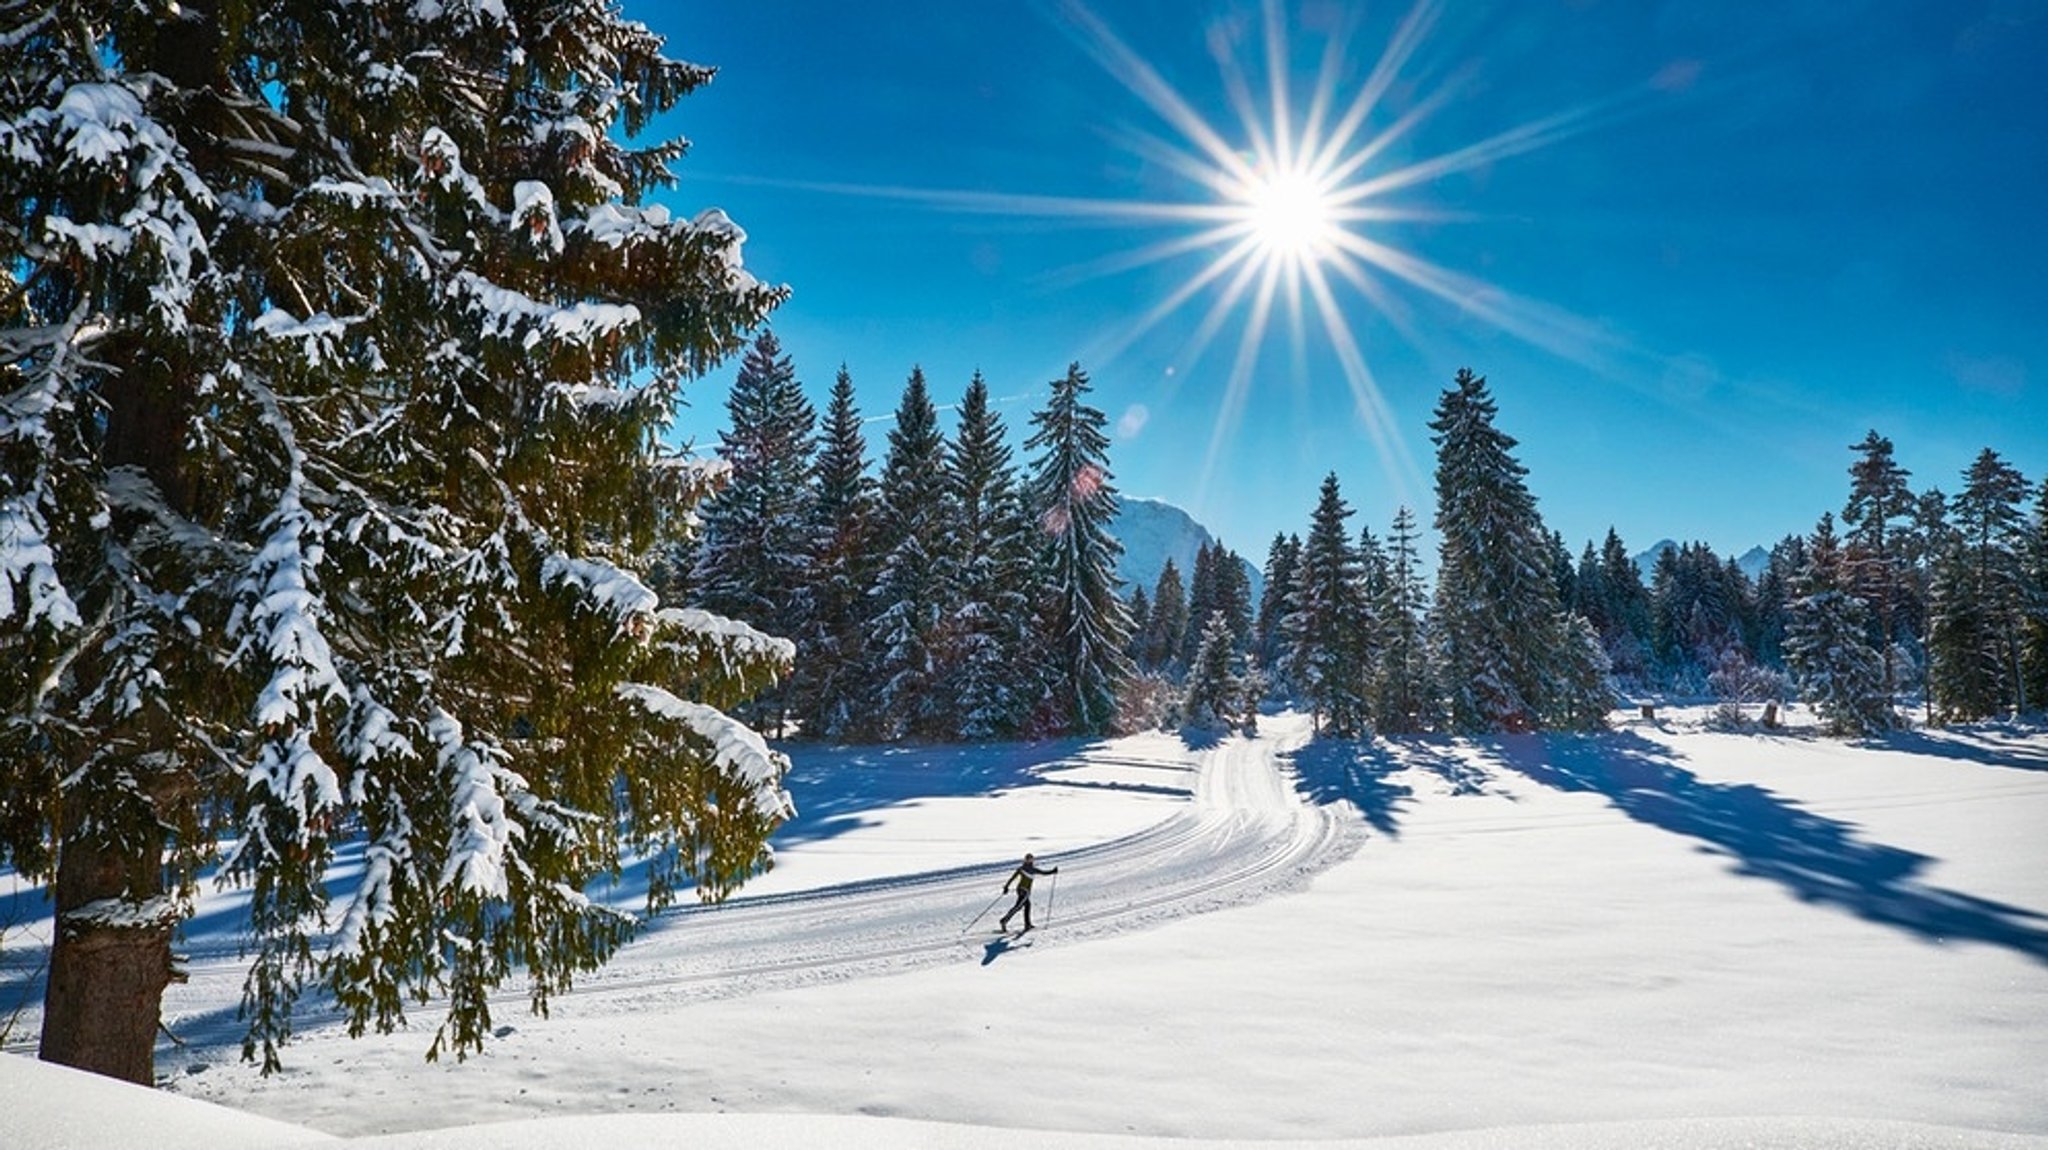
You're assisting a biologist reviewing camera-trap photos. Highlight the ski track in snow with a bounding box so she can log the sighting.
[35,714,1360,1055]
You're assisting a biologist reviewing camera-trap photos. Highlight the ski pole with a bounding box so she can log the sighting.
[1043,868,1058,929]
[962,886,1007,934]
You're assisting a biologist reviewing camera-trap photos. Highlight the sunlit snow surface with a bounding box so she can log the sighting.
[4,705,2046,1149]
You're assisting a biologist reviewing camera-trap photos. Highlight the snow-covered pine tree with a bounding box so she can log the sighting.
[941,371,1036,739]
[1785,514,1892,735]
[2022,478,2048,715]
[1255,532,1301,681]
[1141,559,1189,676]
[1025,362,1133,734]
[1429,369,1588,732]
[1125,585,1153,668]
[1182,610,1242,731]
[791,365,875,738]
[1929,449,2030,719]
[1374,507,1436,733]
[1,0,791,1082]
[864,367,954,739]
[1750,536,1800,670]
[1182,541,1220,669]
[1599,528,1654,679]
[1356,523,1392,718]
[1216,544,1256,653]
[1842,429,1916,707]
[692,329,816,733]
[1285,473,1370,736]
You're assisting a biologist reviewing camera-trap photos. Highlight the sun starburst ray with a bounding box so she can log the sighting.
[1211,21,1280,177]
[1308,0,1444,178]
[1334,101,1614,207]
[761,1,1659,524]
[1041,222,1260,291]
[1302,255,1422,495]
[1055,0,1259,188]
[1262,0,1295,172]
[1198,259,1285,503]
[1079,232,1266,372]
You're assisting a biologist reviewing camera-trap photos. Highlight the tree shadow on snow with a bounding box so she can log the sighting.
[1289,735,1505,839]
[1482,731,2048,967]
[1867,724,2048,774]
[1288,741,1413,838]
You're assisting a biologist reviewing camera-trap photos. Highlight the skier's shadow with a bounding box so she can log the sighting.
[981,935,1032,965]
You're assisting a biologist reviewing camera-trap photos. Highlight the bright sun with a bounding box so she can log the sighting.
[1241,166,1336,264]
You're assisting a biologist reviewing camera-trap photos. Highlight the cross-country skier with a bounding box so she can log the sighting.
[998,853,1058,933]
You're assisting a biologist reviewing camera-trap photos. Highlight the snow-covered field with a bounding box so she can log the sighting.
[5,705,2048,1148]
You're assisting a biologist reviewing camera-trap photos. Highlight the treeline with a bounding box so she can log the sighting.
[693,338,2047,742]
[1556,430,2048,734]
[663,331,1133,740]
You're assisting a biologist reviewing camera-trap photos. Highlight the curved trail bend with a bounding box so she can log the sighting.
[555,711,1361,1013]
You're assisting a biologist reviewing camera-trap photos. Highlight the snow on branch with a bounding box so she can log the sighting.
[305,175,401,208]
[432,709,524,900]
[511,180,564,255]
[0,494,81,629]
[333,800,415,962]
[451,270,641,350]
[543,552,658,623]
[253,307,359,368]
[659,606,795,667]
[615,683,794,823]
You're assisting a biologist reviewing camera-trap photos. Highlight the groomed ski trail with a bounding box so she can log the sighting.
[99,713,1359,1052]
[539,710,1360,1014]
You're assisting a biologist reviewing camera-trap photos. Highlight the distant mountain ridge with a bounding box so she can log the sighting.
[1115,497,1262,602]
[1634,539,1772,580]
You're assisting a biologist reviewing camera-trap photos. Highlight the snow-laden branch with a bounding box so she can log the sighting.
[0,491,80,629]
[451,270,640,350]
[543,552,658,622]
[252,307,360,368]
[615,683,794,824]
[659,606,797,667]
[432,708,525,900]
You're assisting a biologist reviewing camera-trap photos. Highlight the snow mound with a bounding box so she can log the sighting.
[0,1053,335,1148]
[7,1056,2042,1150]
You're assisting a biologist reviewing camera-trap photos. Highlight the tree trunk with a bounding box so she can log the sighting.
[39,808,174,1086]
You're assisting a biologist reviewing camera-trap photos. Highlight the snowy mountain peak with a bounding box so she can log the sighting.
[1115,497,1261,600]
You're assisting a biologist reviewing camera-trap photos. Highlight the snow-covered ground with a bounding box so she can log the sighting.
[5,705,2048,1148]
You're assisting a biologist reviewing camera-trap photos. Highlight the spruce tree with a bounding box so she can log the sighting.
[792,365,874,738]
[1142,559,1189,675]
[1182,541,1220,669]
[941,372,1035,739]
[1216,545,1256,653]
[865,367,953,739]
[1785,514,1892,735]
[1285,473,1370,735]
[1373,508,1435,732]
[1024,362,1133,734]
[1429,369,1588,731]
[1126,585,1154,669]
[2022,478,2048,715]
[1,0,789,1081]
[1598,527,1654,680]
[1182,610,1243,731]
[1255,532,1301,678]
[1930,449,2030,718]
[692,330,816,732]
[1842,430,1915,706]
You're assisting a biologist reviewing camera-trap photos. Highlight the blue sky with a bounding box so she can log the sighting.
[638,0,2046,564]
